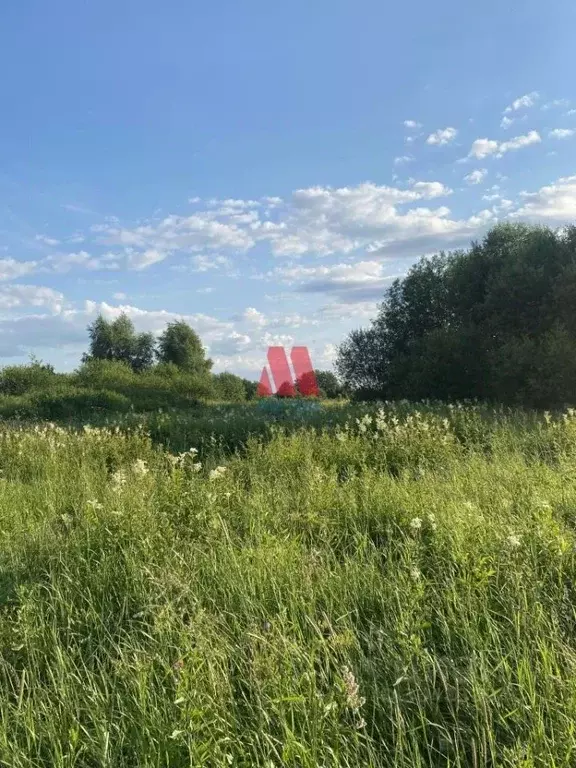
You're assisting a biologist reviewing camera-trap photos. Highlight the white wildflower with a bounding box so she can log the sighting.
[209,466,227,481]
[111,469,126,489]
[86,499,103,510]
[410,567,421,581]
[410,517,423,532]
[132,459,149,476]
[342,666,365,711]
[507,534,521,549]
[427,513,437,530]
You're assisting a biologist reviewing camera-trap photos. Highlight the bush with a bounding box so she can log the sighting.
[0,362,59,396]
[212,372,247,402]
[34,389,131,419]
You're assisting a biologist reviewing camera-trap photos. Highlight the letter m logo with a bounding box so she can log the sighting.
[257,346,319,396]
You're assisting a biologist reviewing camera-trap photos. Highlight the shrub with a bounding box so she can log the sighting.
[0,362,59,396]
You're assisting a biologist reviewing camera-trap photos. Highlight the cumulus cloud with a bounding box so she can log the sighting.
[511,175,576,221]
[239,307,267,327]
[403,120,422,129]
[464,169,488,185]
[500,116,515,130]
[274,261,405,303]
[35,234,60,247]
[0,284,64,312]
[39,179,496,280]
[468,139,500,159]
[426,127,458,146]
[394,155,414,165]
[468,131,541,159]
[503,91,539,114]
[100,210,255,264]
[549,128,574,139]
[0,258,39,281]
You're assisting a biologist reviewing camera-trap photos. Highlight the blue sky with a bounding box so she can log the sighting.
[1,0,576,376]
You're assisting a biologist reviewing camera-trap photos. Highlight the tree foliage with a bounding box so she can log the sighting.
[84,313,155,372]
[157,321,213,375]
[313,370,342,398]
[337,223,576,408]
[212,372,248,402]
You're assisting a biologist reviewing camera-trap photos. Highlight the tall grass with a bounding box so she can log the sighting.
[1,404,576,766]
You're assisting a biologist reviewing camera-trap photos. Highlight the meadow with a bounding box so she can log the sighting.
[1,400,576,766]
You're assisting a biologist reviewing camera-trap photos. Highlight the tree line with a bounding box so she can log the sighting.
[337,222,576,408]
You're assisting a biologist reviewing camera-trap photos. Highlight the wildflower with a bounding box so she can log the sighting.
[86,499,103,510]
[355,717,367,729]
[342,666,365,712]
[410,567,421,581]
[535,498,552,512]
[111,469,126,488]
[427,513,437,530]
[410,517,422,532]
[209,466,227,481]
[132,459,149,476]
[507,534,521,549]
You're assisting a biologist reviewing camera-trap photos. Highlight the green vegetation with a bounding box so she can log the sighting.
[3,222,576,764]
[337,222,576,407]
[1,402,576,765]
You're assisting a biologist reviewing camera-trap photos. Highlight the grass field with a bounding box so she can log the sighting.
[1,401,576,766]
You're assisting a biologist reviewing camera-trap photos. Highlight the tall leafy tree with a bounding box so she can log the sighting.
[156,321,212,375]
[84,313,155,372]
[337,223,576,408]
[312,370,342,398]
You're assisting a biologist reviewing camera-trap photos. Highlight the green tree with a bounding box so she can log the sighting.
[212,372,247,402]
[84,313,155,372]
[337,223,576,408]
[241,378,258,400]
[157,321,212,374]
[313,370,342,398]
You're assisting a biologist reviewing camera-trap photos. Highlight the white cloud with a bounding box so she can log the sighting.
[0,284,64,312]
[468,131,541,159]
[113,292,127,300]
[541,99,570,111]
[549,128,574,139]
[0,258,38,281]
[500,116,514,130]
[498,130,541,155]
[101,210,255,267]
[511,174,576,221]
[426,127,458,146]
[35,234,60,247]
[274,260,406,303]
[64,179,491,278]
[567,109,576,116]
[254,181,454,258]
[464,169,487,185]
[46,251,121,273]
[239,307,267,327]
[468,138,500,159]
[403,120,421,129]
[503,91,539,114]
[394,155,414,165]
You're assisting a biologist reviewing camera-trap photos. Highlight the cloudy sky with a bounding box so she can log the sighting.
[2,0,576,376]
